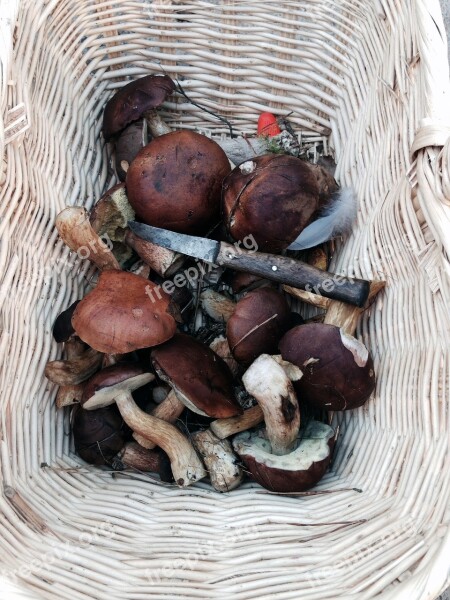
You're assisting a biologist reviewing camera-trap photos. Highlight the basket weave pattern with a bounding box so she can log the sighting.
[1,1,450,598]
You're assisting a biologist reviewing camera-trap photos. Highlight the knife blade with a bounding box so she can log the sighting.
[128,222,370,307]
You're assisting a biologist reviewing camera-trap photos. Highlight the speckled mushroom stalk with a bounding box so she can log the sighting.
[132,389,185,450]
[191,430,243,493]
[210,405,264,439]
[55,338,87,408]
[82,365,206,487]
[125,228,185,278]
[45,346,103,386]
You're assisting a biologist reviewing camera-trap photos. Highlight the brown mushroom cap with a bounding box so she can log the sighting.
[72,270,176,354]
[279,323,376,411]
[233,421,334,492]
[53,300,80,343]
[102,74,175,141]
[226,287,291,364]
[81,363,149,410]
[72,404,129,466]
[222,154,319,253]
[126,130,231,235]
[151,333,242,418]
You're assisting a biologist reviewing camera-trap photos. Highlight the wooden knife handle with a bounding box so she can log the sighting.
[216,242,369,308]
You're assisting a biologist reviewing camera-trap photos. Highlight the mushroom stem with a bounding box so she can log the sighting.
[45,347,103,386]
[210,405,264,439]
[200,290,236,323]
[125,229,184,278]
[56,207,120,271]
[208,335,240,378]
[133,390,185,450]
[114,392,206,486]
[55,338,86,407]
[242,354,301,456]
[144,109,172,137]
[282,285,330,309]
[114,442,173,482]
[324,280,385,335]
[191,429,243,492]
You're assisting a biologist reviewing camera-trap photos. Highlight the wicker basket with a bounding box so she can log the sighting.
[1,1,450,598]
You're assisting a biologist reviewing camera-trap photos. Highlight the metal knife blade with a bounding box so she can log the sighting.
[128,222,219,263]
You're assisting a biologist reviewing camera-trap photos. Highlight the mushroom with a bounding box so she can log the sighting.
[308,163,339,210]
[113,442,173,482]
[55,337,87,408]
[233,420,335,493]
[56,207,120,271]
[71,270,177,354]
[81,364,206,487]
[222,155,319,253]
[151,333,242,418]
[200,289,235,323]
[226,287,291,364]
[115,119,148,181]
[102,74,175,141]
[52,301,80,343]
[45,346,103,386]
[279,323,375,411]
[230,272,270,295]
[72,404,129,466]
[191,429,243,492]
[125,228,185,278]
[210,405,264,439]
[242,354,301,456]
[126,130,231,235]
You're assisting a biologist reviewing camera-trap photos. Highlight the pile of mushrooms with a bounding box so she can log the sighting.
[45,73,383,493]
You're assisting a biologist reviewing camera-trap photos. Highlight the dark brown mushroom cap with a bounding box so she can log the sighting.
[102,74,175,141]
[72,270,177,354]
[151,333,242,418]
[233,421,334,492]
[226,287,291,365]
[279,323,376,411]
[72,404,129,466]
[53,300,80,343]
[81,363,146,406]
[222,154,319,253]
[230,272,270,294]
[126,130,231,235]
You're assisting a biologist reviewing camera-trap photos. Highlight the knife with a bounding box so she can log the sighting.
[128,222,370,307]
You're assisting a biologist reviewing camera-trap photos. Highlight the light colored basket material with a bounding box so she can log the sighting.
[1,0,450,598]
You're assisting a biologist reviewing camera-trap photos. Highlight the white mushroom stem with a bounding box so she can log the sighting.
[56,207,120,271]
[125,229,185,278]
[133,390,185,450]
[210,405,264,439]
[271,355,303,382]
[242,354,301,456]
[200,290,236,323]
[145,109,172,137]
[191,429,243,493]
[83,373,205,486]
[45,347,103,386]
[209,335,240,378]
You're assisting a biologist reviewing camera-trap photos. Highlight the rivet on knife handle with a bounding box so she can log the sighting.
[216,242,370,308]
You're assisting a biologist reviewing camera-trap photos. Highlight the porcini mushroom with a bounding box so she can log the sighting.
[210,405,264,439]
[151,333,242,418]
[53,301,80,343]
[226,287,291,364]
[126,130,231,235]
[71,270,177,354]
[102,74,175,141]
[81,364,206,486]
[208,335,240,378]
[72,404,129,466]
[242,354,301,455]
[233,420,335,493]
[222,154,319,253]
[115,119,148,181]
[132,389,184,450]
[56,207,120,271]
[191,429,243,492]
[55,337,87,408]
[279,323,375,411]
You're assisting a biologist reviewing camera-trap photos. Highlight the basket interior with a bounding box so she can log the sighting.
[1,1,449,598]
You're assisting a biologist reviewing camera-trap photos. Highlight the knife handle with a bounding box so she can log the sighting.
[216,242,369,308]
